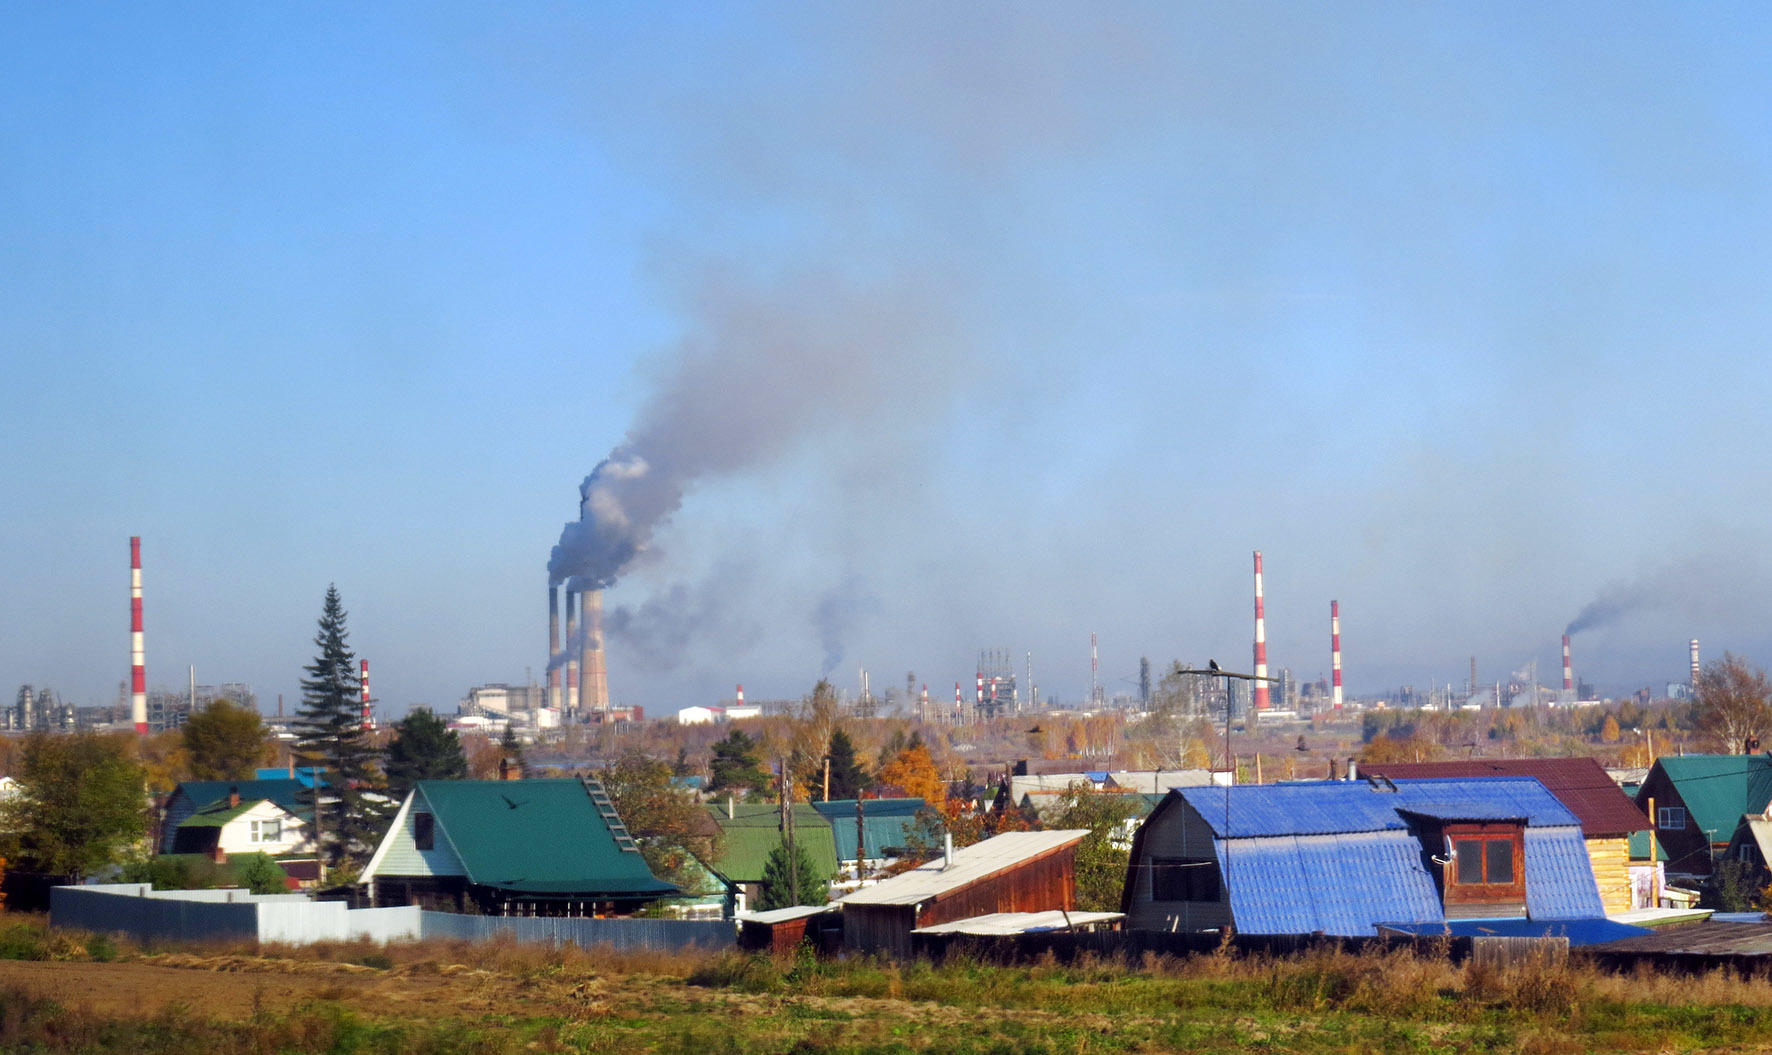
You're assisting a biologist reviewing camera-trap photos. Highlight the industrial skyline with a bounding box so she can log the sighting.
[8,7,1772,715]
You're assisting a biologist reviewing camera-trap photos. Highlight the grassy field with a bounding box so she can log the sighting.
[0,917,1770,1053]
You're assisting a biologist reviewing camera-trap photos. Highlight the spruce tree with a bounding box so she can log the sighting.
[826,728,868,799]
[293,585,385,871]
[756,838,829,910]
[384,708,468,800]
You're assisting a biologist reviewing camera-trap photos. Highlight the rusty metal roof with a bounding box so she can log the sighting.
[1360,758,1648,835]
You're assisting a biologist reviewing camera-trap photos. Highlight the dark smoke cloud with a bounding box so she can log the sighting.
[812,574,873,676]
[1565,557,1752,637]
[602,561,764,673]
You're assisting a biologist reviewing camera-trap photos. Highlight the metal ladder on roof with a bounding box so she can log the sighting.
[581,777,641,853]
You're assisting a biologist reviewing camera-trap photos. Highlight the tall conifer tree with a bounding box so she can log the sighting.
[294,585,384,870]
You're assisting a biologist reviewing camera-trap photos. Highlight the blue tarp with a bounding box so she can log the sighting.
[1377,918,1651,947]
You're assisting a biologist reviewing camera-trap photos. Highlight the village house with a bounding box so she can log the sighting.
[1361,757,1651,913]
[1633,754,1772,879]
[1122,777,1609,937]
[360,778,677,916]
[699,801,840,912]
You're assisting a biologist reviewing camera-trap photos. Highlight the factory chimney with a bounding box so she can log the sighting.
[736,683,744,708]
[1331,600,1343,710]
[581,589,609,713]
[360,659,372,730]
[130,536,147,735]
[547,585,562,712]
[1253,551,1270,711]
[1691,639,1701,693]
[564,588,581,718]
[1562,634,1574,695]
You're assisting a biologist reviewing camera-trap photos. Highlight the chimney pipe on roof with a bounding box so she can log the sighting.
[943,832,953,870]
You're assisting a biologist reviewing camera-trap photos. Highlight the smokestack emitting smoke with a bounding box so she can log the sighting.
[565,588,580,716]
[1331,600,1342,710]
[360,659,371,730]
[130,536,146,735]
[582,589,608,712]
[1253,550,1270,711]
[1691,638,1701,689]
[1562,634,1573,693]
[547,585,562,712]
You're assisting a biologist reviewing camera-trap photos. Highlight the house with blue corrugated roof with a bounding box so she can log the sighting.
[1122,777,1610,938]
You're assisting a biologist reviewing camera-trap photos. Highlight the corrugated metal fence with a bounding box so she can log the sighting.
[419,913,734,952]
[50,885,733,953]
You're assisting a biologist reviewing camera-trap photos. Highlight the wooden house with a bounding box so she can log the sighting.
[1362,758,1649,913]
[1633,755,1772,879]
[1122,778,1607,937]
[700,802,840,912]
[360,778,677,915]
[840,829,1089,958]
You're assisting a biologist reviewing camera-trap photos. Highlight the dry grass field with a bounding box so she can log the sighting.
[4,917,1772,1052]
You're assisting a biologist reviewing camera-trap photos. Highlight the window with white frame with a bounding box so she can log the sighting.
[1658,806,1686,830]
[250,818,282,843]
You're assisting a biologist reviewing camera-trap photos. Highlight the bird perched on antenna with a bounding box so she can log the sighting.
[1209,659,1221,672]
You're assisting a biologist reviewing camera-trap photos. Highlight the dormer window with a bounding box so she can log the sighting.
[1442,822,1525,911]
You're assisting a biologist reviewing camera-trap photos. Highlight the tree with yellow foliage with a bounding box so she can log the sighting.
[877,738,944,803]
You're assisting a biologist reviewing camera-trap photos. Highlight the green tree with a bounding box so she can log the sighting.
[707,729,772,797]
[1044,785,1142,912]
[826,728,868,800]
[1696,653,1772,754]
[499,724,533,778]
[383,708,467,800]
[600,750,721,890]
[3,732,147,880]
[756,837,829,910]
[233,852,291,895]
[182,699,273,781]
[292,585,385,869]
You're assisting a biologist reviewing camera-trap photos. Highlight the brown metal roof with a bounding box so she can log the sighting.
[1587,920,1772,957]
[1359,757,1648,835]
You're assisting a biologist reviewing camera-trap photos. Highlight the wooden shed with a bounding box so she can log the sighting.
[840,829,1088,958]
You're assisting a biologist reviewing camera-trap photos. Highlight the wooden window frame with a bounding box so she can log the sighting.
[1441,822,1525,906]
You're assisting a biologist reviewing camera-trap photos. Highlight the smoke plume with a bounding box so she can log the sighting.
[1564,557,1748,637]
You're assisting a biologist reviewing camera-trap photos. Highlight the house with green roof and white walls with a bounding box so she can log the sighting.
[360,778,678,916]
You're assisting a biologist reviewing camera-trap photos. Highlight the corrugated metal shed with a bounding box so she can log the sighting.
[912,910,1124,935]
[1218,831,1443,937]
[1361,759,1649,835]
[1175,777,1581,838]
[842,830,1090,906]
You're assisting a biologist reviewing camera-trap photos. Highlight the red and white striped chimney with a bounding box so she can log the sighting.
[1562,634,1573,694]
[736,684,744,708]
[547,585,562,712]
[360,659,372,730]
[1331,600,1343,710]
[1253,550,1270,710]
[975,672,984,705]
[1691,639,1701,691]
[130,536,147,735]
[954,681,962,716]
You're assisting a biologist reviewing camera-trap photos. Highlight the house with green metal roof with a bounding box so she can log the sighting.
[159,779,313,854]
[813,798,926,879]
[171,794,312,859]
[360,778,679,916]
[701,802,839,912]
[1634,755,1772,878]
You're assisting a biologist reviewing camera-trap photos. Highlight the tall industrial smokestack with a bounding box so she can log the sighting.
[1331,600,1343,710]
[582,588,608,712]
[1691,638,1701,692]
[360,659,372,731]
[1253,551,1270,711]
[1090,632,1099,706]
[547,585,562,712]
[130,536,146,735]
[736,683,744,708]
[565,588,581,718]
[1562,634,1573,694]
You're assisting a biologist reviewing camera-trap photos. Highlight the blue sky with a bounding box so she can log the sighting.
[6,4,1772,716]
